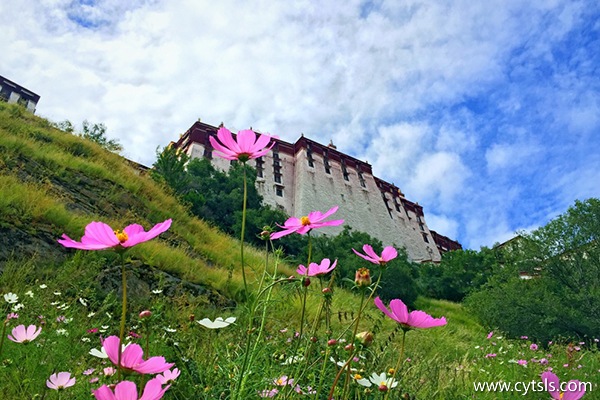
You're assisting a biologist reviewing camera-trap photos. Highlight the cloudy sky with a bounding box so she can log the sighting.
[2,0,599,249]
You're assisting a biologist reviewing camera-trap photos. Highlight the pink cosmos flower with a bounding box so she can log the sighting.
[530,343,539,351]
[8,324,42,343]
[352,244,398,266]
[259,388,279,398]
[541,371,586,400]
[58,219,172,250]
[157,368,180,384]
[46,372,76,390]
[487,331,494,339]
[517,359,528,366]
[270,206,344,240]
[296,258,337,277]
[93,378,170,400]
[102,335,174,374]
[374,297,447,329]
[209,126,274,162]
[274,375,294,386]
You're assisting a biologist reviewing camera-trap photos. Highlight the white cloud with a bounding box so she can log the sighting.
[1,0,598,249]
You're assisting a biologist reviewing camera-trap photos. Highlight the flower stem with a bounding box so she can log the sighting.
[385,329,407,400]
[240,163,248,296]
[117,252,127,381]
[328,291,366,400]
[0,319,7,358]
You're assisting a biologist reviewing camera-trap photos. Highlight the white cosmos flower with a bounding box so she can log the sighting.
[4,293,18,303]
[196,317,236,329]
[39,284,48,289]
[281,355,304,365]
[12,303,24,312]
[79,298,88,306]
[152,289,163,294]
[89,347,108,358]
[356,372,398,390]
[25,290,34,298]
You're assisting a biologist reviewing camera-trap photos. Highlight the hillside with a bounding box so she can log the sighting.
[0,101,289,305]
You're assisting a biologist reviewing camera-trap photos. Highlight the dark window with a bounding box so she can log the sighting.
[342,162,349,181]
[323,150,331,174]
[276,186,283,197]
[0,87,10,102]
[274,174,282,184]
[422,233,429,243]
[358,171,366,188]
[255,158,264,178]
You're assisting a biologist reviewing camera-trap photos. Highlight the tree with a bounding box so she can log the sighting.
[81,120,122,153]
[419,248,497,302]
[466,198,600,342]
[152,145,190,195]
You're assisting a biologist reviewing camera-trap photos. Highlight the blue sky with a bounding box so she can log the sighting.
[1,0,599,249]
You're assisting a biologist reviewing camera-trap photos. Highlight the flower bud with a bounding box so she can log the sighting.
[378,384,388,392]
[139,310,152,319]
[322,287,332,294]
[327,339,338,346]
[355,331,374,346]
[302,277,311,287]
[344,344,354,351]
[310,336,318,343]
[354,268,371,287]
[189,314,195,321]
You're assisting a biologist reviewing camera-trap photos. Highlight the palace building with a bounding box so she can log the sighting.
[173,120,461,262]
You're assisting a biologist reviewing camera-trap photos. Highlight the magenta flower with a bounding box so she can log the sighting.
[374,297,447,330]
[209,126,274,162]
[271,206,344,240]
[58,219,172,251]
[157,368,180,384]
[297,258,337,277]
[102,335,174,374]
[93,378,170,400]
[541,371,586,400]
[8,324,42,343]
[352,244,398,266]
[46,372,76,390]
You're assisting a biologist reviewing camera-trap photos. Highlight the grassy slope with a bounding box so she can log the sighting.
[0,102,294,299]
[2,102,597,398]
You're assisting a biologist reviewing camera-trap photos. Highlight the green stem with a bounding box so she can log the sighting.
[0,319,7,358]
[240,163,248,296]
[328,291,366,400]
[236,239,280,399]
[385,329,407,400]
[117,252,127,381]
[335,269,383,340]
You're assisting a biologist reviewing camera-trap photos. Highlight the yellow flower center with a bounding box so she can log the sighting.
[388,368,395,375]
[354,374,362,380]
[300,216,311,226]
[114,230,129,243]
